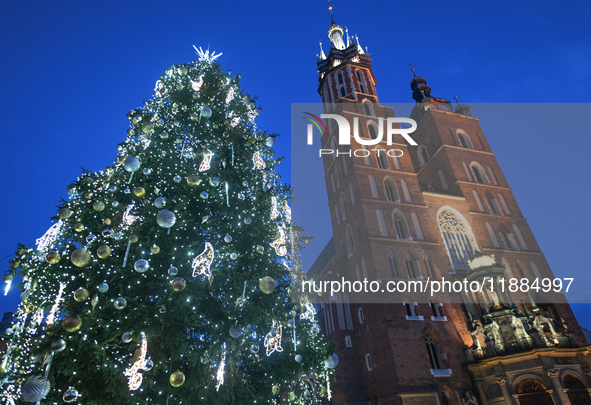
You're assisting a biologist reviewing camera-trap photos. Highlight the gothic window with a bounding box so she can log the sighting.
[376,209,388,236]
[498,225,518,250]
[457,130,474,149]
[355,264,361,281]
[411,212,425,240]
[362,99,375,116]
[485,191,502,215]
[376,148,389,169]
[516,261,526,279]
[530,261,542,279]
[484,223,498,249]
[345,225,355,256]
[425,334,444,370]
[488,166,499,185]
[502,259,515,279]
[423,253,436,279]
[498,193,512,215]
[463,162,474,181]
[340,193,348,219]
[438,209,475,271]
[338,72,344,84]
[330,173,336,194]
[363,145,372,165]
[427,184,435,192]
[513,224,528,250]
[330,137,337,160]
[404,253,420,279]
[388,249,401,277]
[368,122,378,139]
[334,204,340,225]
[473,190,485,212]
[393,154,402,170]
[438,170,449,190]
[361,257,369,279]
[418,145,429,166]
[441,391,451,405]
[393,210,410,239]
[334,162,343,188]
[384,178,400,202]
[369,175,379,198]
[340,86,346,97]
[340,236,345,257]
[357,70,366,94]
[401,179,413,202]
[349,182,356,206]
[355,217,362,243]
[470,163,489,184]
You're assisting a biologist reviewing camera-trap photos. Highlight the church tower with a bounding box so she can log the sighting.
[308,5,591,405]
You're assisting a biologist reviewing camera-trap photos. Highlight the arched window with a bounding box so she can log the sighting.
[342,155,348,174]
[339,193,348,219]
[349,182,356,206]
[498,225,518,250]
[418,145,429,166]
[384,178,400,202]
[330,173,336,194]
[338,72,344,84]
[530,261,542,279]
[340,86,346,97]
[425,334,444,370]
[345,225,355,256]
[340,236,345,257]
[470,163,489,184]
[441,391,451,405]
[369,174,379,198]
[438,209,475,271]
[411,212,425,240]
[473,190,485,212]
[499,193,512,215]
[486,221,500,247]
[424,253,436,279]
[388,249,401,277]
[334,204,340,226]
[516,261,526,279]
[502,259,515,279]
[368,122,378,139]
[376,148,389,169]
[330,137,337,161]
[485,191,501,215]
[457,130,474,149]
[401,179,412,202]
[516,379,553,405]
[355,263,361,281]
[361,257,369,279]
[357,70,366,94]
[513,224,528,250]
[405,253,420,279]
[355,217,362,243]
[362,99,375,116]
[563,375,591,405]
[463,162,474,181]
[393,154,402,170]
[363,145,372,165]
[334,162,343,188]
[376,209,388,236]
[393,210,410,239]
[438,170,449,190]
[488,167,499,185]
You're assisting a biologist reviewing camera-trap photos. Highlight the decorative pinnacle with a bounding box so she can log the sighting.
[454,95,460,104]
[410,64,417,77]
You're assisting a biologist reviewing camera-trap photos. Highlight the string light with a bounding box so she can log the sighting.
[124,332,148,391]
[215,344,227,391]
[35,221,63,252]
[45,283,66,326]
[270,228,287,257]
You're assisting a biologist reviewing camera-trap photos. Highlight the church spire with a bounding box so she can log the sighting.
[327,1,346,50]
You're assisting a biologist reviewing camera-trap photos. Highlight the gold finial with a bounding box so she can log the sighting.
[454,95,459,105]
[410,64,417,77]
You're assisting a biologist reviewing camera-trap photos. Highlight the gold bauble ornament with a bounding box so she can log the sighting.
[58,208,72,219]
[117,156,126,164]
[84,192,94,199]
[187,175,201,187]
[169,371,185,387]
[74,288,89,302]
[71,248,91,267]
[272,385,280,395]
[46,251,60,264]
[93,202,105,212]
[150,245,160,254]
[134,187,146,198]
[74,223,84,232]
[131,117,139,124]
[97,245,111,259]
[62,315,82,332]
[177,66,188,76]
[142,123,154,134]
[176,83,184,91]
[129,235,138,243]
[171,278,186,292]
[256,245,264,254]
[259,276,276,294]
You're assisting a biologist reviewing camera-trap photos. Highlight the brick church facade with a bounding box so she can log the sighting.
[306,7,591,405]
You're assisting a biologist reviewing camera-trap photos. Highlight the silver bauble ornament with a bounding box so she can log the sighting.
[324,353,339,369]
[200,106,212,118]
[224,235,232,243]
[154,197,166,208]
[266,137,275,147]
[244,217,252,224]
[156,209,176,228]
[295,354,302,362]
[229,325,243,338]
[21,376,50,403]
[143,359,154,371]
[114,297,127,310]
[168,266,178,276]
[250,344,259,353]
[51,339,66,352]
[311,324,321,334]
[200,191,208,199]
[63,388,79,403]
[134,259,150,273]
[123,157,140,172]
[122,332,132,343]
[98,282,109,293]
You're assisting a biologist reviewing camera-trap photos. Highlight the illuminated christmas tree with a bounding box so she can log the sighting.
[1,47,335,405]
